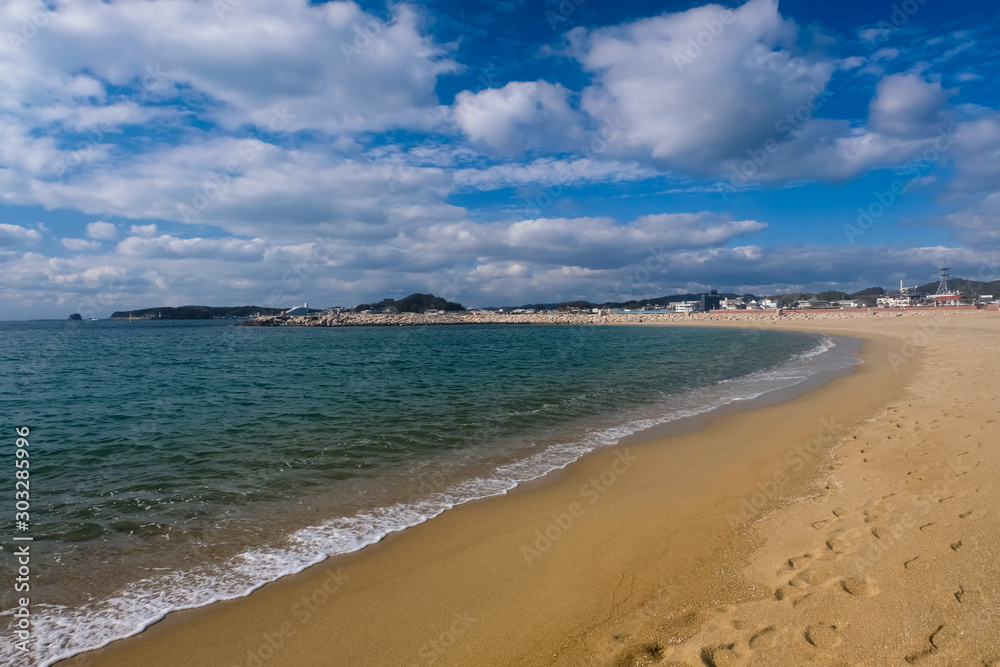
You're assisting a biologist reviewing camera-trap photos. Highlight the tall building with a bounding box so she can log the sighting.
[700,289,721,312]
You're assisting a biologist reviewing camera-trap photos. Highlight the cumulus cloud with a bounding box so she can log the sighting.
[0,138,463,243]
[86,221,118,240]
[571,0,834,171]
[869,73,952,139]
[0,223,42,246]
[453,81,585,154]
[1,0,458,136]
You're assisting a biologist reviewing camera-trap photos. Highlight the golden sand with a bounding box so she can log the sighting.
[62,311,999,666]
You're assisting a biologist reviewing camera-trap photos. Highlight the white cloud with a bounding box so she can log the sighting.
[129,224,158,237]
[947,112,1000,194]
[572,0,835,172]
[0,139,463,243]
[1,0,458,136]
[869,73,952,139]
[86,221,118,240]
[60,238,101,251]
[0,223,42,246]
[404,212,767,270]
[937,193,1000,246]
[116,235,268,261]
[453,157,657,190]
[453,81,584,154]
[873,48,900,61]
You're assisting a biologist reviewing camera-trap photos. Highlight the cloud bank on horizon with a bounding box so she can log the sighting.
[1,0,999,317]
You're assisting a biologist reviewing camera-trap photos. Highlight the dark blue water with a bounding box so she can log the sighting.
[0,320,845,664]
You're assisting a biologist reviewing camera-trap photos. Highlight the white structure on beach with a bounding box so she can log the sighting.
[285,303,309,316]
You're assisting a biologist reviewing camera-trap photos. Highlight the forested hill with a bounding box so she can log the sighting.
[109,306,283,319]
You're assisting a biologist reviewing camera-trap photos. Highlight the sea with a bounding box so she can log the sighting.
[0,320,860,665]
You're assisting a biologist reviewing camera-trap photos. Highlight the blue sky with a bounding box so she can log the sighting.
[1,0,999,318]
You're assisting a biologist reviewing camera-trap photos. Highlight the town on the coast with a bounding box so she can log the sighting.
[101,266,999,325]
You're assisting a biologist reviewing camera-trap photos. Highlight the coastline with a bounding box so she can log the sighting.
[238,305,995,327]
[61,312,998,666]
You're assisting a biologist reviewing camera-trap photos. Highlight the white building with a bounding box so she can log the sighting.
[285,302,309,316]
[761,298,781,309]
[834,299,862,309]
[673,301,701,313]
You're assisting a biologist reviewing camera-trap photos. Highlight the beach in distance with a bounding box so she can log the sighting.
[50,310,999,667]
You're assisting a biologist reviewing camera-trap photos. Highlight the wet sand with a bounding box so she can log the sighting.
[62,311,999,666]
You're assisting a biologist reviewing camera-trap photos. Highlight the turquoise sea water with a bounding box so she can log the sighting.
[0,320,852,664]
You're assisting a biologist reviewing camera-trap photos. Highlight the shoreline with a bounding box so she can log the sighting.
[47,327,848,665]
[60,313,997,666]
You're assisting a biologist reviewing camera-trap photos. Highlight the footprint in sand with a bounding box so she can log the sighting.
[699,643,748,667]
[748,626,777,650]
[791,570,831,587]
[840,576,879,597]
[826,534,851,553]
[804,624,841,649]
[785,553,814,570]
[954,585,984,604]
[904,624,949,663]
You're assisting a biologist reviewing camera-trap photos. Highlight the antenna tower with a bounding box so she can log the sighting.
[935,266,951,296]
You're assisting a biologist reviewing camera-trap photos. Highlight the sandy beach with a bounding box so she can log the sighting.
[61,311,999,667]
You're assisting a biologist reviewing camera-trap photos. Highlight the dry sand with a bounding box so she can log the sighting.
[62,311,999,667]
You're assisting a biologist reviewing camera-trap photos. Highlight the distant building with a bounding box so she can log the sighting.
[720,298,745,310]
[761,298,781,309]
[700,289,721,312]
[674,301,702,314]
[834,299,861,309]
[797,298,830,309]
[285,302,309,316]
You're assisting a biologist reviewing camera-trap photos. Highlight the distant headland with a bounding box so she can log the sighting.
[109,305,284,320]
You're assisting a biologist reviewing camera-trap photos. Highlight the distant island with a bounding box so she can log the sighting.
[68,313,83,320]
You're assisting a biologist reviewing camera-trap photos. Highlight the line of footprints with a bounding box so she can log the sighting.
[689,497,992,667]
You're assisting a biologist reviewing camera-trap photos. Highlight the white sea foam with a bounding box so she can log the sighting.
[7,335,859,667]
